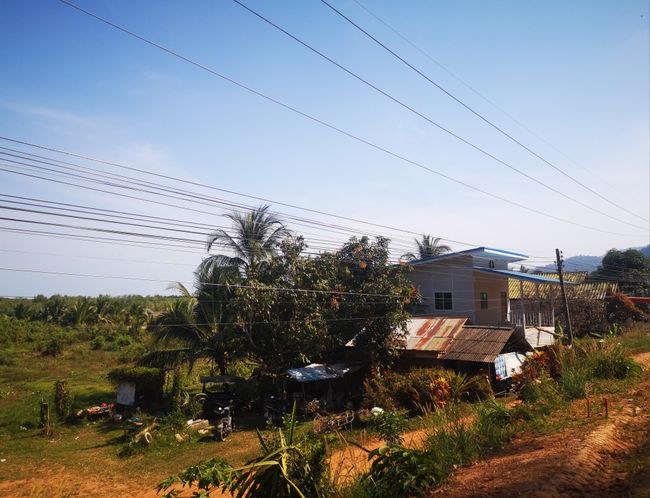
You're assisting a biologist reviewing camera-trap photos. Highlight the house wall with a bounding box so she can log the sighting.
[409,256,476,323]
[473,272,509,326]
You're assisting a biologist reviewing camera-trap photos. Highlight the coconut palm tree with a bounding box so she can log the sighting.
[401,234,451,262]
[201,204,290,278]
[139,264,241,375]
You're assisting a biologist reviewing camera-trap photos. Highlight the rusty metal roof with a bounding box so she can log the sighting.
[441,326,515,363]
[402,318,515,363]
[404,317,468,352]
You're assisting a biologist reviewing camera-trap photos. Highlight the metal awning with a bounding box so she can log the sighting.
[409,247,528,266]
[286,363,363,383]
[475,268,574,285]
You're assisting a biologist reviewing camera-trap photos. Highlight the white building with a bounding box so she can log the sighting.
[406,247,567,344]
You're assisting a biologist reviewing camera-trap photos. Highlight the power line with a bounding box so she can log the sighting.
[349,0,641,205]
[0,146,430,248]
[0,140,566,256]
[52,2,648,237]
[319,0,650,224]
[230,0,647,231]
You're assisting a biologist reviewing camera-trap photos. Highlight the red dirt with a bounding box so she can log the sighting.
[435,351,650,498]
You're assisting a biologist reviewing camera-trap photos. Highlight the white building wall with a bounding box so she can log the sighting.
[410,255,476,323]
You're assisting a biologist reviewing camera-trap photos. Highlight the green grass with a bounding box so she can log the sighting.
[0,344,262,488]
[618,325,650,355]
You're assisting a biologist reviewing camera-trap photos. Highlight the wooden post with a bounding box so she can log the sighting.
[518,280,526,330]
[535,282,542,326]
[556,248,573,346]
[40,401,51,437]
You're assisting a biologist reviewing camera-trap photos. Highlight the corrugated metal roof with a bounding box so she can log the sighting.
[286,362,362,383]
[401,318,515,363]
[409,247,528,266]
[476,268,568,284]
[441,326,515,363]
[509,273,618,300]
[525,327,557,348]
[536,272,588,283]
[404,317,468,352]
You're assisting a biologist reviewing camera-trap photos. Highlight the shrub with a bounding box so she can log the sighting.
[568,298,609,337]
[361,445,439,498]
[442,370,493,402]
[0,351,15,366]
[369,409,408,445]
[363,368,491,415]
[90,336,105,350]
[581,339,642,379]
[606,293,646,325]
[41,337,63,357]
[362,373,398,411]
[115,334,132,348]
[472,399,514,452]
[54,380,73,420]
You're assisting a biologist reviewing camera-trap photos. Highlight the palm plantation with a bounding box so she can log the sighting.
[401,234,451,262]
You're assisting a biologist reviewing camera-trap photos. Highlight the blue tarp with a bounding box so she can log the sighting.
[286,363,361,383]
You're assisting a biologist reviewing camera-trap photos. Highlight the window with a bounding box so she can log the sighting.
[480,292,489,309]
[434,292,453,310]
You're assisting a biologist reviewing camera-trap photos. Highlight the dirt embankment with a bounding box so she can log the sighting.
[436,351,650,498]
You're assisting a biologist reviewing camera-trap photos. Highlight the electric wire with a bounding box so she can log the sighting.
[52,2,648,237]
[319,0,650,223]
[231,0,647,230]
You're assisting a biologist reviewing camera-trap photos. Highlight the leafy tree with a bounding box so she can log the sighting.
[401,234,451,262]
[229,237,328,378]
[320,236,418,369]
[591,249,650,297]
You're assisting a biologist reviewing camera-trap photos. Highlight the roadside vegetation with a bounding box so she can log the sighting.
[157,331,647,498]
[0,207,648,496]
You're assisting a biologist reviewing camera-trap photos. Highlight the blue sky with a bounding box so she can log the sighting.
[0,0,648,296]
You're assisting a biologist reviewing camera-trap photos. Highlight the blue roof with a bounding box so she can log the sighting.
[475,268,575,284]
[409,247,528,266]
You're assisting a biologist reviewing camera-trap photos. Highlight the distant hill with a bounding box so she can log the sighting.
[638,245,650,257]
[539,245,650,272]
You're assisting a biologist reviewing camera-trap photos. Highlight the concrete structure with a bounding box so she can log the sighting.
[406,247,569,343]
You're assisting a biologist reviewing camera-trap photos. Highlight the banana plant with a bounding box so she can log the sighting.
[158,404,313,498]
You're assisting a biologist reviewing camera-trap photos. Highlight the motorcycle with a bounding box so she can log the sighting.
[198,395,234,441]
[263,396,288,426]
[212,402,233,441]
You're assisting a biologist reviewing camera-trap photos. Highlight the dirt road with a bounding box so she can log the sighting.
[436,352,650,498]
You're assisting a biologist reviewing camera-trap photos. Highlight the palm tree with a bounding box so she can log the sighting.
[201,204,290,278]
[139,264,241,375]
[401,234,451,262]
[140,206,289,374]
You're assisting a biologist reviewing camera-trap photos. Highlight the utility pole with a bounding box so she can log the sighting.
[556,248,573,346]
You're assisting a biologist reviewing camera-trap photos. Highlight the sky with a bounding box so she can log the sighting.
[0,0,648,296]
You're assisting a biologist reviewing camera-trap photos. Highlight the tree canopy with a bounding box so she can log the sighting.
[141,206,417,378]
[591,248,650,297]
